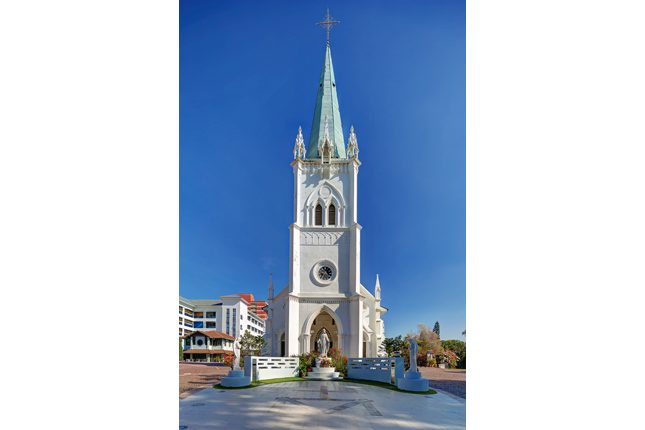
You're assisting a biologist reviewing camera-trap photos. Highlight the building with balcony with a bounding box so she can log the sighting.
[179,294,266,339]
[181,330,235,362]
[236,293,268,320]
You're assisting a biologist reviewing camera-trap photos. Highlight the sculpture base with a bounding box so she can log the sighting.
[397,371,429,392]
[221,369,251,387]
[305,366,342,380]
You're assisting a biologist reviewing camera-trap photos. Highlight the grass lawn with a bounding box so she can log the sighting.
[213,376,438,395]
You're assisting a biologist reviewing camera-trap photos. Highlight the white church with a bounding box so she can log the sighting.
[265,41,388,358]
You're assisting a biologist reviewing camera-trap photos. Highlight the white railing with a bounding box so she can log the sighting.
[244,356,299,382]
[347,357,404,385]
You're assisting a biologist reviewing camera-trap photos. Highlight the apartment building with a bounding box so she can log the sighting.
[236,293,268,320]
[179,294,266,338]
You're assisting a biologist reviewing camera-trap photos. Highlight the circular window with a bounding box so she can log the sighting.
[197,339,203,346]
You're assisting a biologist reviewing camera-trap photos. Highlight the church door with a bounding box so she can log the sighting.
[363,342,367,358]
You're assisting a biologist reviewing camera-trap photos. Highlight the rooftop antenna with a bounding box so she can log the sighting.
[316,8,339,43]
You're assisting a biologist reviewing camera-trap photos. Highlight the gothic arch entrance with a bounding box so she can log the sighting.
[308,311,338,353]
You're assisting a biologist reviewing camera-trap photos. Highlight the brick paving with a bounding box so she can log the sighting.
[178,363,467,400]
[179,362,231,395]
[419,367,466,399]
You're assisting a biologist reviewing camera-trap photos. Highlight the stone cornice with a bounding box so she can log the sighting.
[349,294,366,302]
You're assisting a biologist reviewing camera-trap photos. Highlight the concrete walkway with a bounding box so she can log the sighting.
[179,380,465,429]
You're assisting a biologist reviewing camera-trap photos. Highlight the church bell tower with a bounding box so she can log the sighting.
[283,37,364,357]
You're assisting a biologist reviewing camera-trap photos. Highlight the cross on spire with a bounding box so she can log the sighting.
[316,9,339,43]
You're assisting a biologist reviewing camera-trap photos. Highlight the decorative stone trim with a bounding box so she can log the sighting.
[300,231,349,245]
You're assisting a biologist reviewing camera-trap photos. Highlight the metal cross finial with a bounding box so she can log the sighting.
[316,9,339,42]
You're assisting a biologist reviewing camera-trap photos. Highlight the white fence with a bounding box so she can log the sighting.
[244,356,299,382]
[347,357,404,385]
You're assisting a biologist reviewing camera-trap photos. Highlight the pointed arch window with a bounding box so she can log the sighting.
[315,204,323,226]
[329,204,336,226]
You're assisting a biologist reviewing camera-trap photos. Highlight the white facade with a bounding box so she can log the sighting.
[179,295,266,338]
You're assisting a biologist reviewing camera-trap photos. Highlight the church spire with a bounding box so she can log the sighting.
[268,273,274,300]
[306,43,346,159]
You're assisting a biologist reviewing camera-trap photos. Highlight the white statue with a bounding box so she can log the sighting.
[233,336,241,370]
[408,338,418,372]
[377,340,386,357]
[317,329,331,357]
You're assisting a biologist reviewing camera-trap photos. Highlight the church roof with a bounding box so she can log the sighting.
[307,43,346,159]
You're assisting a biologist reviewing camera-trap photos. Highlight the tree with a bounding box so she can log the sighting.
[239,330,269,357]
[383,335,404,357]
[442,339,466,369]
[433,321,440,339]
[407,323,441,351]
[462,329,466,336]
[179,337,184,361]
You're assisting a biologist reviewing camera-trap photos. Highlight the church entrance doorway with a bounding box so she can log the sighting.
[363,341,366,357]
[309,311,338,353]
[280,332,285,357]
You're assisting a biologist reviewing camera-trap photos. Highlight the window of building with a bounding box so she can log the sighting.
[315,204,322,226]
[329,204,336,225]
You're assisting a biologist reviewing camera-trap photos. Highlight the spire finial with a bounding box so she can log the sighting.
[316,9,339,42]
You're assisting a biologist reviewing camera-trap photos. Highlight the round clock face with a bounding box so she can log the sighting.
[317,266,333,281]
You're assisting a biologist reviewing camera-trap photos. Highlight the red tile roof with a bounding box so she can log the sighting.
[182,349,232,355]
[181,330,235,340]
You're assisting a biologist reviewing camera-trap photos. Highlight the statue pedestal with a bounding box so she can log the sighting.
[304,358,342,380]
[397,371,429,392]
[221,367,250,387]
[305,366,341,380]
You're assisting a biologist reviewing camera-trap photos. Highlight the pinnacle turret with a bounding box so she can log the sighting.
[375,274,381,300]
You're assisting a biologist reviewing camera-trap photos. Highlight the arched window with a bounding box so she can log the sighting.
[315,204,322,226]
[329,204,336,225]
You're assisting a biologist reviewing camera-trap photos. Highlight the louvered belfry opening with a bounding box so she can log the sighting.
[329,204,336,225]
[315,204,323,226]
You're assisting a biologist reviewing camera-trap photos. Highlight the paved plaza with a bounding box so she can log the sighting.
[179,380,466,429]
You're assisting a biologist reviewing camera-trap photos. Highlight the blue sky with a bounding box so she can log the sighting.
[180,1,465,342]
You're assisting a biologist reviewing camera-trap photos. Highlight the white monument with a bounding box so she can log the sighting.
[264,40,389,360]
[306,328,342,380]
[220,336,251,387]
[397,338,430,392]
[232,336,241,369]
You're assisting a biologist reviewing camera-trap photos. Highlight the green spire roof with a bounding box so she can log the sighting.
[307,43,346,159]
